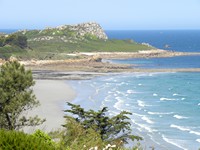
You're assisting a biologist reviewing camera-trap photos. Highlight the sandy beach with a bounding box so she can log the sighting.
[23,79,76,133]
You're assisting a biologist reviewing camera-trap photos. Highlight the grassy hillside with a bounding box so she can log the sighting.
[0,23,155,60]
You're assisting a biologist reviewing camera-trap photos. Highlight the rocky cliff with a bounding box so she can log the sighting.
[17,22,108,43]
[56,22,108,40]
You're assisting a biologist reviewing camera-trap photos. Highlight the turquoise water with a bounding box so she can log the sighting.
[69,31,200,149]
[107,55,200,69]
[70,72,200,150]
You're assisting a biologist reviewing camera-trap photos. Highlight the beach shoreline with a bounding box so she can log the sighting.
[17,49,200,74]
[22,79,76,133]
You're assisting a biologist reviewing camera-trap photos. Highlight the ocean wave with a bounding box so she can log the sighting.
[170,124,190,131]
[137,100,145,107]
[162,135,188,150]
[148,111,174,115]
[108,91,113,94]
[170,124,200,136]
[132,112,144,117]
[160,97,177,101]
[153,93,158,96]
[113,97,124,111]
[189,130,200,136]
[117,82,127,86]
[127,90,135,94]
[141,116,154,124]
[131,119,156,133]
[173,115,188,119]
[103,77,114,81]
[173,93,179,96]
[196,139,200,143]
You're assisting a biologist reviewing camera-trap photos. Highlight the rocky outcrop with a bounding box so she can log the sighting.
[56,22,108,40]
[18,22,108,42]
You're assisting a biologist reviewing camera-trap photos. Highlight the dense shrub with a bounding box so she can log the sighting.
[0,129,55,150]
[32,129,55,147]
[0,34,27,48]
[51,117,106,150]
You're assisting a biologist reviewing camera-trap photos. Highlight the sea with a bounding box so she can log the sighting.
[1,29,200,149]
[69,30,200,150]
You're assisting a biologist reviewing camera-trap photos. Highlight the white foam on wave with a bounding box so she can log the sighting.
[114,93,118,96]
[108,91,113,94]
[148,111,174,115]
[103,77,114,81]
[127,90,135,94]
[173,93,179,96]
[141,116,154,124]
[117,82,127,86]
[131,119,156,133]
[132,112,144,117]
[189,131,200,136]
[116,91,121,94]
[173,115,188,119]
[170,124,200,136]
[196,139,200,143]
[160,97,177,101]
[170,124,190,131]
[137,100,145,107]
[162,135,188,150]
[153,93,158,96]
[113,97,124,111]
[138,83,142,86]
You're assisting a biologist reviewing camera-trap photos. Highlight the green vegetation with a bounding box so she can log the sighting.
[65,102,142,145]
[0,61,146,149]
[0,34,28,59]
[0,24,155,60]
[0,129,55,150]
[0,34,27,49]
[55,117,106,149]
[28,39,152,53]
[32,129,56,147]
[0,61,45,130]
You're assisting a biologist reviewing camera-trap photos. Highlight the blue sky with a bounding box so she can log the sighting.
[0,0,200,30]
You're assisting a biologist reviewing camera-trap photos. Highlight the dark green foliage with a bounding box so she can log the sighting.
[0,34,27,48]
[64,103,142,145]
[0,129,55,150]
[16,35,28,48]
[0,61,45,130]
[0,36,4,47]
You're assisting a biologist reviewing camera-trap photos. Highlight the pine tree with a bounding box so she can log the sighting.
[0,61,45,130]
[64,102,142,145]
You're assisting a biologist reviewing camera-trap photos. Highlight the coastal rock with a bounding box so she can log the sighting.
[88,55,102,62]
[19,22,108,42]
[9,56,18,62]
[56,22,108,40]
